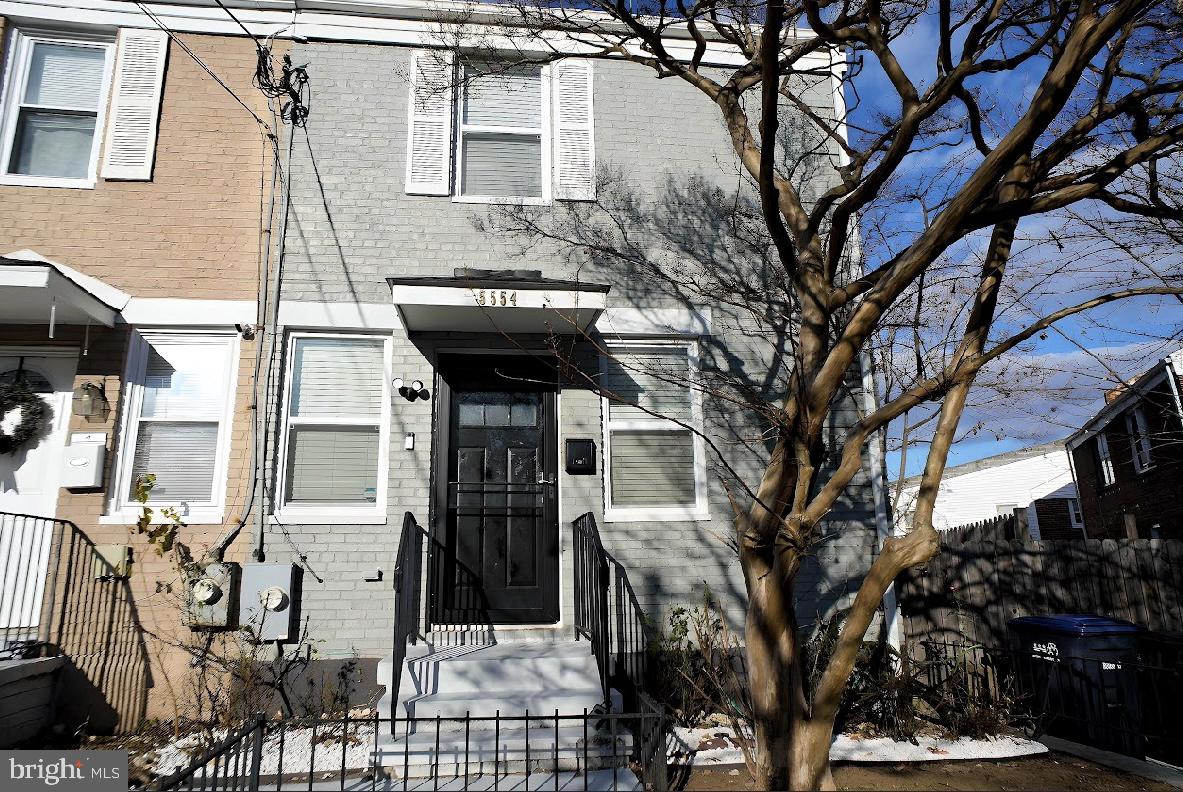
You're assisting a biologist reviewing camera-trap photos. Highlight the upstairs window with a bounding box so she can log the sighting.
[0,32,111,185]
[1068,497,1084,527]
[405,52,595,202]
[1125,405,1153,472]
[458,63,545,200]
[1096,432,1115,487]
[601,342,708,521]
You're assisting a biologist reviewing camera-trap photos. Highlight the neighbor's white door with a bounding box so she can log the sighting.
[0,351,78,644]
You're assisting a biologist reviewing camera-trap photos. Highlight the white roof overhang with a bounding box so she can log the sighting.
[0,250,131,327]
[389,274,608,334]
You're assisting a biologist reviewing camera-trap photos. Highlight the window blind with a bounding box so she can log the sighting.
[461,133,542,197]
[129,422,218,502]
[603,348,693,422]
[285,426,380,503]
[25,43,106,110]
[610,430,696,506]
[291,338,384,419]
[142,343,231,419]
[462,65,542,127]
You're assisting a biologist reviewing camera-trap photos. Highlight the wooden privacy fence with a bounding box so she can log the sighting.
[897,516,1183,646]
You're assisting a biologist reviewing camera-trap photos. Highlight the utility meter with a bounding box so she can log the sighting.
[239,563,301,641]
[184,563,239,628]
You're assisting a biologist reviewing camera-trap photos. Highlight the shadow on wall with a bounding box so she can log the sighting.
[45,521,151,735]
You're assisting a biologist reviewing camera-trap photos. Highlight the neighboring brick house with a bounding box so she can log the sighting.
[0,0,888,736]
[0,9,279,731]
[1067,349,1183,540]
[893,440,1084,540]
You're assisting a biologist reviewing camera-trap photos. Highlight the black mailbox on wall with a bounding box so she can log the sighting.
[565,439,596,475]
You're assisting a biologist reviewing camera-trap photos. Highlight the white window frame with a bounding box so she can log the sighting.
[273,332,392,525]
[452,62,552,205]
[1125,405,1153,473]
[104,329,240,525]
[601,339,710,523]
[1096,432,1116,487]
[0,27,114,189]
[1068,497,1084,528]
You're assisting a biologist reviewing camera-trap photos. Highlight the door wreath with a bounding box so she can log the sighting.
[0,383,49,454]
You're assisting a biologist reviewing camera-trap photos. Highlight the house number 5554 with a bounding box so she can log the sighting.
[475,290,517,307]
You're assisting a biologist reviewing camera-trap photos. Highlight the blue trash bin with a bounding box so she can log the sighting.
[1008,614,1144,757]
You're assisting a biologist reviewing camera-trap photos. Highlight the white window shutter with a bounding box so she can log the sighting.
[101,28,168,180]
[405,50,455,195]
[552,59,595,201]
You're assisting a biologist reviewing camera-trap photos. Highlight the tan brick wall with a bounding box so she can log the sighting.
[0,24,282,730]
[0,29,281,299]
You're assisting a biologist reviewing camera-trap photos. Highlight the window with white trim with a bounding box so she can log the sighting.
[1125,405,1153,472]
[458,63,546,200]
[1096,432,1115,487]
[601,342,708,521]
[110,331,239,522]
[1068,497,1084,527]
[0,29,112,185]
[404,52,595,202]
[277,335,390,519]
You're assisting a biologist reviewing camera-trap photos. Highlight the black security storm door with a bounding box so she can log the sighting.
[434,356,560,625]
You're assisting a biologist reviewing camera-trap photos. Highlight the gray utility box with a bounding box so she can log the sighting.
[184,562,239,628]
[239,563,301,642]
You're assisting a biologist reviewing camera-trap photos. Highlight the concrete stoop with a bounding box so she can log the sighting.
[374,639,629,780]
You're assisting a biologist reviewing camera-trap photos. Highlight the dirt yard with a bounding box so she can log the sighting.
[679,753,1177,791]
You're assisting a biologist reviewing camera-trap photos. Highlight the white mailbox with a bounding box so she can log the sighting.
[62,434,106,489]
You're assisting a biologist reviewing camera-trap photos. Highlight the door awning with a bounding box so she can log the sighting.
[0,250,130,327]
[388,270,609,334]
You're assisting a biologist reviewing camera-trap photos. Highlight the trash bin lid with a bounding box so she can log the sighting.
[1008,614,1144,636]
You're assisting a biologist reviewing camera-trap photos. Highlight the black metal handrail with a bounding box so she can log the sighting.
[0,511,68,659]
[391,511,424,725]
[573,512,611,702]
[573,512,651,707]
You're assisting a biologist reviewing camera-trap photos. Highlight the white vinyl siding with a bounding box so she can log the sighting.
[1125,406,1153,472]
[109,331,239,523]
[277,335,391,520]
[1097,433,1116,487]
[602,342,708,521]
[0,30,113,187]
[457,63,548,201]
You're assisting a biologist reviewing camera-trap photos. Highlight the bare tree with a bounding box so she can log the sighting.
[424,1,1183,788]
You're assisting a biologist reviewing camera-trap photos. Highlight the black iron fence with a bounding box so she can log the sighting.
[147,704,668,791]
[911,640,1183,765]
[572,513,652,708]
[0,511,67,658]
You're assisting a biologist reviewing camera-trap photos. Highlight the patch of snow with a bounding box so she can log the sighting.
[669,725,1047,767]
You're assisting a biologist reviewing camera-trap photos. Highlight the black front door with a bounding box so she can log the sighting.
[434,356,559,625]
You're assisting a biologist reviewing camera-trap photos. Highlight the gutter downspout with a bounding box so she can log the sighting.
[252,118,297,562]
[830,55,903,655]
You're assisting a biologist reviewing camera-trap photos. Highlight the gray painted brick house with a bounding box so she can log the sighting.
[255,24,882,719]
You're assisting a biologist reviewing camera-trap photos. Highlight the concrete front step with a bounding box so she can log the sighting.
[377,639,607,723]
[373,721,633,764]
[303,768,643,791]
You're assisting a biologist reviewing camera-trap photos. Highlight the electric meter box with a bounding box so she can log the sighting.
[184,562,239,629]
[239,563,301,642]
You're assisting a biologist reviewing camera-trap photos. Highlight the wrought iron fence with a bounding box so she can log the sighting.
[912,640,1183,765]
[147,706,668,791]
[0,511,67,659]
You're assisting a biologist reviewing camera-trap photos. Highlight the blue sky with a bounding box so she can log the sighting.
[839,18,1183,478]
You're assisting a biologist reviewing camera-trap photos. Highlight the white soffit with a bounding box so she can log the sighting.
[390,277,608,334]
[0,249,130,326]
